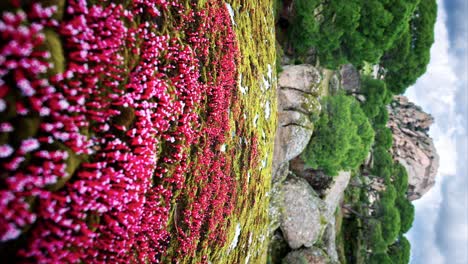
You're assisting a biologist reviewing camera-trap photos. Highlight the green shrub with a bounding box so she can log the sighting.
[302,94,374,176]
[395,196,415,234]
[388,235,411,264]
[374,126,393,150]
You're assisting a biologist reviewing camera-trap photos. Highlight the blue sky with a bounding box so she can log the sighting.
[406,0,467,263]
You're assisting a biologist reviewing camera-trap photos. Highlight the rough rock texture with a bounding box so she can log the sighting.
[322,218,339,264]
[280,176,325,249]
[282,247,329,264]
[269,163,290,233]
[322,171,351,219]
[272,65,321,183]
[388,95,439,201]
[321,171,350,263]
[340,64,360,93]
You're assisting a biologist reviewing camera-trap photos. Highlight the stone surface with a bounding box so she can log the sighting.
[322,171,351,219]
[280,176,325,249]
[278,65,322,94]
[282,247,329,264]
[322,217,339,264]
[388,95,439,201]
[340,64,360,93]
[269,163,289,233]
[289,157,333,197]
[321,171,351,264]
[271,65,322,183]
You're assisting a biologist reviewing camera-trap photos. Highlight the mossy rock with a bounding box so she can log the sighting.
[43,29,65,75]
[282,247,330,264]
[13,117,40,141]
[268,232,291,264]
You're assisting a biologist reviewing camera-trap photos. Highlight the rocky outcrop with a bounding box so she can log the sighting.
[340,64,360,93]
[388,95,439,201]
[321,171,351,263]
[280,176,325,249]
[283,247,329,264]
[272,65,321,183]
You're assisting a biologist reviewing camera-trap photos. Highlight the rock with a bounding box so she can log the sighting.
[320,171,351,263]
[340,64,360,93]
[271,115,313,183]
[328,73,340,94]
[271,65,322,183]
[289,157,333,197]
[388,96,439,200]
[355,94,366,103]
[269,163,289,233]
[280,176,325,249]
[278,65,322,94]
[282,247,329,264]
[322,171,351,219]
[322,217,339,264]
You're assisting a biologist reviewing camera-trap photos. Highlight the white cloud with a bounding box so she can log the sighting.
[406,0,468,263]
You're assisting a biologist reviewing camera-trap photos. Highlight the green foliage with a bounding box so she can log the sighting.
[359,76,392,120]
[290,0,320,55]
[388,236,411,264]
[395,196,415,234]
[341,102,375,170]
[368,252,393,264]
[291,0,419,68]
[372,146,393,181]
[380,203,401,245]
[302,94,374,176]
[393,163,409,196]
[382,0,437,93]
[373,105,389,127]
[380,185,397,206]
[367,220,387,253]
[375,126,393,150]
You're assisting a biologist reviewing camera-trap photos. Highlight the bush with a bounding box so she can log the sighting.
[388,235,411,264]
[302,94,374,176]
[359,76,392,121]
[395,196,415,234]
[374,126,393,150]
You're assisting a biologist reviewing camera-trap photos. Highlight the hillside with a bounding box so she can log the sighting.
[0,0,439,263]
[0,1,277,262]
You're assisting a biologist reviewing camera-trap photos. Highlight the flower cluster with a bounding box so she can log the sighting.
[0,0,244,262]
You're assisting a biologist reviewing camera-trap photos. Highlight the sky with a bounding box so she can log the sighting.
[405,0,468,263]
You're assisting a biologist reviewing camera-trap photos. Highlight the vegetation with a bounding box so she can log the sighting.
[280,0,437,262]
[0,0,277,263]
[290,0,420,69]
[358,76,393,120]
[302,94,374,176]
[382,0,438,93]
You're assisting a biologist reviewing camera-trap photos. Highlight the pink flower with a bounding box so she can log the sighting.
[0,144,14,158]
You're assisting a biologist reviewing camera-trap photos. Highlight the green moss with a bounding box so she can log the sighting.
[112,106,136,128]
[43,29,65,75]
[47,144,83,191]
[14,117,40,141]
[86,212,101,232]
[0,133,8,145]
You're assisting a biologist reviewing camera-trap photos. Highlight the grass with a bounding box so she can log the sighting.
[204,1,278,262]
[161,1,278,263]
